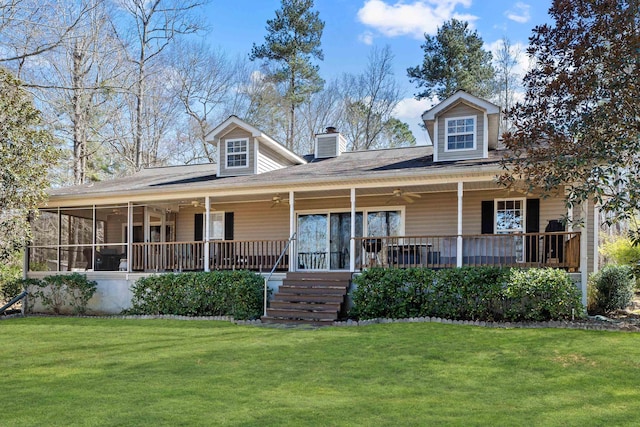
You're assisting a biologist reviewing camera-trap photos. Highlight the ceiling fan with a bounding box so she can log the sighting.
[387,189,422,204]
[271,194,287,208]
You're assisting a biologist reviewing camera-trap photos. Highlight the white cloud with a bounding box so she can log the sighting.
[357,0,477,40]
[505,2,531,24]
[358,31,375,45]
[392,97,437,145]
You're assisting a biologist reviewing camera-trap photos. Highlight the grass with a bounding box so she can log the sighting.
[2,318,640,426]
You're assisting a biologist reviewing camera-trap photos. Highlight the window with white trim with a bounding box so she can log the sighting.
[445,116,476,151]
[495,199,525,233]
[225,139,248,168]
[495,198,525,262]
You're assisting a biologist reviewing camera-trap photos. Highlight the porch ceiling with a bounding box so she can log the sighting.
[133,180,502,209]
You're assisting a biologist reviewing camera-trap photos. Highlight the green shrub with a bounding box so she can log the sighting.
[127,270,265,320]
[351,267,583,322]
[504,268,582,321]
[351,267,510,321]
[587,265,635,315]
[32,273,97,315]
[600,237,640,288]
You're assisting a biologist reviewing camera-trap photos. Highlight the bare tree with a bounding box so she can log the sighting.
[116,0,208,170]
[340,46,404,150]
[169,42,237,163]
[493,37,521,132]
[0,0,95,70]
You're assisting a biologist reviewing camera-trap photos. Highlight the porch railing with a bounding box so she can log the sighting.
[355,232,580,271]
[28,232,580,273]
[129,239,290,272]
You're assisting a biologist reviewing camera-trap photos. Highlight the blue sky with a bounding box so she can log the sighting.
[204,0,553,144]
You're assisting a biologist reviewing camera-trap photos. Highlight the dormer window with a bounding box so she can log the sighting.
[445,116,476,151]
[226,139,248,168]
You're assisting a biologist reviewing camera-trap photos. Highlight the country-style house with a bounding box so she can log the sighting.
[26,91,598,320]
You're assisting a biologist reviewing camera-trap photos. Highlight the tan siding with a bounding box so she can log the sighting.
[437,104,485,162]
[218,128,255,177]
[405,192,458,235]
[175,207,199,242]
[257,143,290,174]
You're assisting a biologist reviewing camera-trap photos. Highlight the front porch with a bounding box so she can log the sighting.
[28,232,580,274]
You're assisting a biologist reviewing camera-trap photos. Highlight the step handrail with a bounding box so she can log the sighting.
[0,290,28,315]
[264,232,296,317]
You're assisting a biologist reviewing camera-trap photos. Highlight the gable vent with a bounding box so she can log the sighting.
[315,127,346,159]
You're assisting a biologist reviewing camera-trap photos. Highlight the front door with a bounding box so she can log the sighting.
[297,212,363,270]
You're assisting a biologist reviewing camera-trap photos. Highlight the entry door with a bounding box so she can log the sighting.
[297,214,328,270]
[329,212,363,270]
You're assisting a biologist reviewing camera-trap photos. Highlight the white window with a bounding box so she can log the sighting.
[208,212,225,240]
[445,116,476,151]
[495,199,525,262]
[495,199,525,233]
[226,139,248,168]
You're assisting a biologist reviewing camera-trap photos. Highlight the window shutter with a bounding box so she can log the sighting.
[525,199,540,263]
[481,201,494,234]
[224,212,234,240]
[194,213,203,241]
[526,199,540,233]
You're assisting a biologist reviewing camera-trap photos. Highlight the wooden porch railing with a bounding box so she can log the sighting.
[32,233,580,273]
[355,232,580,271]
[130,239,289,272]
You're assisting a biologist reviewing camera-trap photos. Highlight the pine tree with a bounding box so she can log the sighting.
[250,0,324,151]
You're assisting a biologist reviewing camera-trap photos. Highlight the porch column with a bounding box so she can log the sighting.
[92,204,96,272]
[289,191,295,272]
[456,182,463,268]
[204,196,210,272]
[127,202,132,273]
[580,200,589,307]
[350,188,356,272]
[593,203,600,274]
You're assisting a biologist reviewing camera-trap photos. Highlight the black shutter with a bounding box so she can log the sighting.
[525,199,540,262]
[194,213,203,241]
[224,212,234,240]
[481,201,494,234]
[526,199,540,233]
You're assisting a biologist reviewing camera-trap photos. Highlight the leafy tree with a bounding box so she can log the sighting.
[0,68,58,262]
[250,0,324,151]
[500,0,640,241]
[407,18,495,100]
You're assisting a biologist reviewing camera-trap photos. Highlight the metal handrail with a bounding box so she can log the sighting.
[0,290,28,315]
[263,232,296,317]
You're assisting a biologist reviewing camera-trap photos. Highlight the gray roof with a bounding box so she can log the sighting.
[49,145,505,199]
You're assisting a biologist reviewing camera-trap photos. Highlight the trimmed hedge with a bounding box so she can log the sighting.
[350,267,583,322]
[126,270,265,320]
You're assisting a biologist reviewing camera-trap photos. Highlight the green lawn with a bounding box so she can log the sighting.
[2,318,640,426]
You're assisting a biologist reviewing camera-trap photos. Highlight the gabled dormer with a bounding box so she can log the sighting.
[422,90,501,162]
[207,116,306,177]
